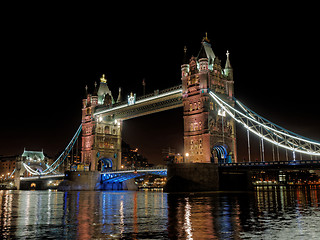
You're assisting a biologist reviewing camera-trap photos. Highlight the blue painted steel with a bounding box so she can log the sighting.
[101,170,167,184]
[213,145,231,163]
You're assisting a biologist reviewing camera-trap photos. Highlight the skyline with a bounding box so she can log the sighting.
[1,6,320,164]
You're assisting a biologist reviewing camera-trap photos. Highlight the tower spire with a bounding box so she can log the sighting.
[224,50,233,80]
[225,50,232,69]
[182,46,188,64]
[116,87,122,103]
[202,32,210,43]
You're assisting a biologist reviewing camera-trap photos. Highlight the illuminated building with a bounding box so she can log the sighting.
[0,155,16,180]
[121,141,149,168]
[81,75,122,170]
[181,35,237,163]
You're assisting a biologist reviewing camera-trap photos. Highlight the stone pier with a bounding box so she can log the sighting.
[58,171,138,191]
[164,163,219,192]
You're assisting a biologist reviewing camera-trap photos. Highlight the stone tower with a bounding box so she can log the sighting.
[81,75,122,171]
[181,36,237,163]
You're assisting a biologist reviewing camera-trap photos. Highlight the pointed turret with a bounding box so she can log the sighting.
[116,87,122,103]
[97,74,115,105]
[92,82,98,106]
[224,50,233,79]
[93,82,98,96]
[197,33,215,69]
[182,46,188,64]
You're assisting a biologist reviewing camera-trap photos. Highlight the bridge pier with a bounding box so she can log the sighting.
[58,171,139,191]
[219,171,253,191]
[58,171,101,191]
[164,163,219,192]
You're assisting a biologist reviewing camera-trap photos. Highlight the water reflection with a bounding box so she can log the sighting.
[0,187,320,239]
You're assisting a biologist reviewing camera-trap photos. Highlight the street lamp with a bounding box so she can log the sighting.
[185,153,189,162]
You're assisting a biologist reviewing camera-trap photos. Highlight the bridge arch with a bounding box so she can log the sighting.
[212,145,232,163]
[98,158,113,171]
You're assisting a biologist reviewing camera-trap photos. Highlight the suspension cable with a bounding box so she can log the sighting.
[208,90,320,156]
[23,124,82,176]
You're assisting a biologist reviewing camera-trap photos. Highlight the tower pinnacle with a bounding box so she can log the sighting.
[100,74,107,83]
[202,32,210,43]
[225,50,232,69]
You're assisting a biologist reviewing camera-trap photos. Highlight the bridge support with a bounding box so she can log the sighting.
[164,163,219,192]
[58,171,138,191]
[14,157,24,190]
[58,171,101,190]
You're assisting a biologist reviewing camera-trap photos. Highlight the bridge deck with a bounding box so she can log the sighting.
[219,160,320,170]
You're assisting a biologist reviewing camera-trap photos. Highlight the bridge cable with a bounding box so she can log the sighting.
[208,90,320,156]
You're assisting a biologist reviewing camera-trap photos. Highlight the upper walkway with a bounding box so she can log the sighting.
[94,85,183,120]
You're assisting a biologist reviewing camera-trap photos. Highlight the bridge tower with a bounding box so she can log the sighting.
[81,75,122,171]
[181,36,237,163]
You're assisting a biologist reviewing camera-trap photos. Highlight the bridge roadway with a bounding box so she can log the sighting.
[20,160,320,183]
[20,174,65,181]
[219,159,320,171]
[100,167,167,183]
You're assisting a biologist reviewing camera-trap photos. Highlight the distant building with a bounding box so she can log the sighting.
[121,141,149,168]
[0,155,17,180]
[22,149,46,162]
[174,154,184,163]
[162,147,176,163]
[0,149,52,180]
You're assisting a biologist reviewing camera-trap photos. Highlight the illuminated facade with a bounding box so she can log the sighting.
[81,75,122,170]
[181,36,237,163]
[82,36,237,170]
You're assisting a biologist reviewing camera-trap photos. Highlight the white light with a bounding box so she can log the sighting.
[218,108,226,117]
[208,90,320,156]
[94,88,182,116]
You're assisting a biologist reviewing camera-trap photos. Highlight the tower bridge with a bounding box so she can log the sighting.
[14,35,320,191]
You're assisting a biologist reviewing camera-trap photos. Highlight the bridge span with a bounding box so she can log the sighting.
[13,36,320,192]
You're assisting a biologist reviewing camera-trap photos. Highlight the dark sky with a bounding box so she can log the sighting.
[1,3,320,164]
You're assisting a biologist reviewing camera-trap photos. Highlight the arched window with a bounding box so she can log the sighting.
[105,126,110,134]
[190,123,194,131]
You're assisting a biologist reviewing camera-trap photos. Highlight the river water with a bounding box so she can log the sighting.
[1,187,320,239]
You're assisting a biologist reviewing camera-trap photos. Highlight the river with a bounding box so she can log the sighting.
[1,187,320,239]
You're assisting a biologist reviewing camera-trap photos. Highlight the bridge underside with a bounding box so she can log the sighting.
[101,170,167,183]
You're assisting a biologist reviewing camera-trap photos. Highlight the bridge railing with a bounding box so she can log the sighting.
[219,159,320,167]
[101,165,167,174]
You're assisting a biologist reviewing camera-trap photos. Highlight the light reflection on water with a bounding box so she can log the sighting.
[0,187,320,239]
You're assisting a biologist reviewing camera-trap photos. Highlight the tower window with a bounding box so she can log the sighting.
[105,126,110,134]
[189,103,193,112]
[210,102,214,110]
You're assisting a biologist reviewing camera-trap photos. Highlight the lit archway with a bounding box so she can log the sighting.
[212,145,231,163]
[98,158,113,171]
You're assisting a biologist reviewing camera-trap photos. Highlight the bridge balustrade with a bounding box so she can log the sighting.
[219,160,320,168]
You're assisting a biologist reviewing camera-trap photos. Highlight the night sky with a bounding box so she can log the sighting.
[1,4,320,165]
